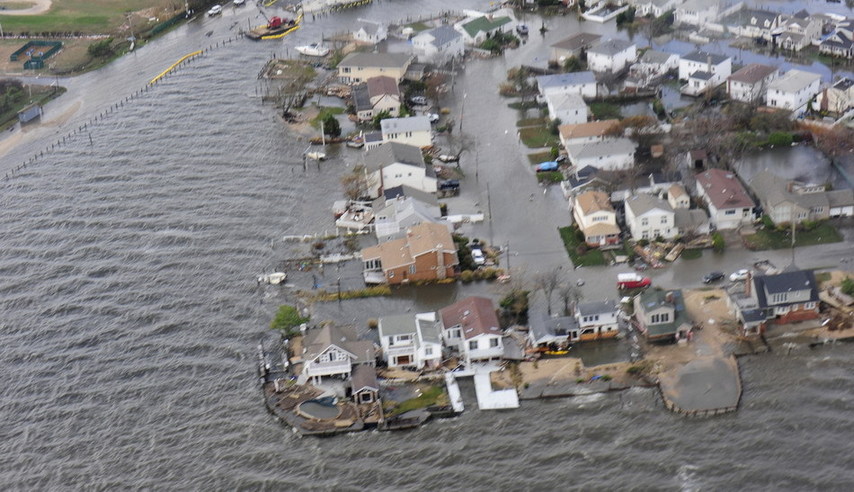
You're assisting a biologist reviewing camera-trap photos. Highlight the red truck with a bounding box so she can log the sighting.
[617,273,651,290]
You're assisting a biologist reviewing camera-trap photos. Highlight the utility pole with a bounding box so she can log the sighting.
[505,241,511,271]
[487,181,493,245]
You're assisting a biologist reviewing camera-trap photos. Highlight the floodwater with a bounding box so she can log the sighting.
[1,0,854,488]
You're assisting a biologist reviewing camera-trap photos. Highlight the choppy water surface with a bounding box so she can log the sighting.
[1,1,854,488]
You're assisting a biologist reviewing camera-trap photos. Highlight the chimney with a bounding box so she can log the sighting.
[745,271,752,297]
[707,54,712,74]
[787,181,795,193]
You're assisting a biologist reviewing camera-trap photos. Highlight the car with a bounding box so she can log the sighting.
[516,24,529,35]
[427,113,440,123]
[410,96,428,106]
[207,5,222,16]
[438,179,460,190]
[703,271,725,284]
[437,154,459,163]
[471,248,486,265]
[729,269,750,282]
[535,161,559,172]
[233,0,246,5]
[555,154,567,163]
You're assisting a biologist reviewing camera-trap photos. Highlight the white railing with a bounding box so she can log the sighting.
[304,360,351,377]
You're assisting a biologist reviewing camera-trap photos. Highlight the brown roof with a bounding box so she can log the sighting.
[559,120,620,140]
[361,222,456,270]
[728,63,777,84]
[695,168,755,210]
[351,365,379,393]
[575,190,614,215]
[439,296,501,340]
[584,222,620,236]
[669,184,687,198]
[366,76,400,98]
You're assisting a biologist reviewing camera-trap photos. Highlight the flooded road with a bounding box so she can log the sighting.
[1,1,853,488]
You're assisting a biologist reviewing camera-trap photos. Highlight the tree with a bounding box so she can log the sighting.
[842,277,854,296]
[340,165,369,200]
[533,269,562,315]
[270,305,309,338]
[563,56,584,73]
[711,232,725,253]
[87,38,114,58]
[370,110,391,130]
[322,113,341,138]
[557,281,583,316]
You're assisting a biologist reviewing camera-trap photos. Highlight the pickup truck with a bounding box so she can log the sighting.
[617,273,652,289]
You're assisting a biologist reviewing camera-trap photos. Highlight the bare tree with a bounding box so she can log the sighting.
[340,165,369,200]
[557,281,584,316]
[533,269,562,316]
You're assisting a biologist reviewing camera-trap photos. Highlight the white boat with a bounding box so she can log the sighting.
[258,272,287,285]
[295,43,330,57]
[306,151,326,161]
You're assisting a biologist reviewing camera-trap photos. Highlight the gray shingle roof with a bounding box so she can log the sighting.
[768,69,821,93]
[576,300,615,317]
[425,25,461,47]
[640,50,675,64]
[568,138,636,160]
[365,141,425,171]
[626,193,673,216]
[529,312,578,345]
[537,71,596,90]
[681,50,729,65]
[728,63,777,84]
[551,32,602,52]
[339,52,412,69]
[589,38,634,56]
[352,84,372,111]
[381,115,431,135]
[378,314,416,337]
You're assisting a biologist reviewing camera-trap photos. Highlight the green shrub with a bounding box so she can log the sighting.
[367,318,378,329]
[460,270,475,282]
[712,231,725,253]
[87,38,114,58]
[767,132,793,147]
[600,374,612,381]
[271,305,309,337]
[841,277,854,296]
[761,215,774,228]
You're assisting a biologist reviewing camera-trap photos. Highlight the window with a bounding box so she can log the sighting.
[425,346,433,356]
[771,293,787,304]
[641,218,649,226]
[388,271,395,278]
[409,265,416,274]
[449,328,461,339]
[642,231,649,239]
[804,302,816,310]
[660,216,668,224]
[489,338,499,348]
[725,209,736,215]
[650,313,670,324]
[468,340,478,350]
[397,334,412,342]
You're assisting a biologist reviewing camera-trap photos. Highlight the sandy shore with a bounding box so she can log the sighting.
[0,0,52,16]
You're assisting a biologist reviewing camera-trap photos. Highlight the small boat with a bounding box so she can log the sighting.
[346,138,364,149]
[306,151,326,161]
[258,272,287,285]
[295,43,330,57]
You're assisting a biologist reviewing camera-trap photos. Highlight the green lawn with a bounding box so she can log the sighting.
[386,385,447,417]
[310,106,344,129]
[508,101,540,110]
[744,222,843,250]
[589,102,622,120]
[527,151,552,164]
[517,117,545,127]
[681,249,703,260]
[519,125,559,148]
[536,171,563,183]
[0,0,175,34]
[558,226,607,267]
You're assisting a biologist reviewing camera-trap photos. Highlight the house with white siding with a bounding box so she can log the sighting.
[353,21,388,45]
[766,69,822,114]
[695,168,755,230]
[674,0,720,27]
[440,297,504,364]
[624,194,677,240]
[411,25,464,64]
[536,71,598,99]
[545,92,588,124]
[557,119,620,148]
[301,325,376,384]
[377,312,443,370]
[566,137,636,171]
[727,63,778,104]
[587,39,637,73]
[679,51,732,96]
[380,116,433,148]
[572,190,621,247]
[365,142,436,198]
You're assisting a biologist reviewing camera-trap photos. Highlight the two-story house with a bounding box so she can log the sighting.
[353,21,388,45]
[695,168,756,230]
[536,71,598,99]
[778,10,821,52]
[624,194,677,240]
[352,76,401,122]
[819,77,854,115]
[633,289,693,342]
[377,312,443,369]
[679,51,732,96]
[675,0,721,27]
[380,116,433,148]
[820,31,853,59]
[301,325,376,384]
[566,137,636,171]
[729,269,821,334]
[557,119,620,148]
[628,50,680,87]
[374,192,443,241]
[667,184,691,209]
[576,300,620,341]
[440,296,504,364]
[766,69,822,114]
[750,170,854,224]
[361,222,459,285]
[726,9,783,41]
[572,190,621,247]
[726,63,778,104]
[550,33,602,63]
[364,141,436,198]
[411,25,464,64]
[337,52,413,84]
[545,92,588,124]
[586,39,637,73]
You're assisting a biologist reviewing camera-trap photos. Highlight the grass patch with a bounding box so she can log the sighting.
[0,83,66,131]
[527,151,553,164]
[517,117,545,127]
[310,106,345,129]
[519,125,559,148]
[536,171,564,183]
[558,226,607,267]
[589,102,622,120]
[815,272,832,285]
[508,101,540,110]
[405,22,431,32]
[744,222,843,250]
[0,0,177,35]
[680,248,702,260]
[385,385,448,417]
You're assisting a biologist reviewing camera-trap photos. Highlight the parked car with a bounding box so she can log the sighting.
[516,24,529,35]
[410,96,428,106]
[439,179,460,190]
[729,269,750,282]
[437,154,459,163]
[207,5,222,16]
[471,248,486,265]
[234,0,246,5]
[535,161,559,172]
[427,113,440,123]
[703,271,725,284]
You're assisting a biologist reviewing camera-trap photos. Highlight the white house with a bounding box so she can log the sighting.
[766,69,822,114]
[819,77,854,114]
[352,75,402,122]
[377,312,443,369]
[779,11,821,52]
[536,71,598,99]
[674,0,720,27]
[557,119,620,147]
[455,9,515,45]
[587,39,637,73]
[631,0,680,18]
[820,31,854,60]
[365,142,436,198]
[727,63,778,103]
[572,190,621,247]
[440,296,504,363]
[374,193,444,241]
[301,325,376,384]
[380,116,433,148]
[679,50,732,87]
[545,92,588,124]
[624,194,677,241]
[726,9,783,41]
[411,25,464,64]
[629,50,680,86]
[667,184,690,209]
[695,168,755,230]
[353,21,388,45]
[550,33,602,63]
[575,301,619,341]
[567,137,636,171]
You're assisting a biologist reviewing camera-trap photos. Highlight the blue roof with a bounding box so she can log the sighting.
[536,72,596,90]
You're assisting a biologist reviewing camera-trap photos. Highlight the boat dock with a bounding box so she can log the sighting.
[444,372,465,413]
[473,373,520,410]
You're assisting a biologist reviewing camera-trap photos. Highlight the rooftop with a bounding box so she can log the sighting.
[576,300,616,317]
[681,50,729,65]
[365,141,425,170]
[568,138,636,159]
[728,63,778,84]
[625,193,673,216]
[303,325,375,364]
[439,296,502,340]
[575,190,614,215]
[381,116,431,135]
[361,222,457,269]
[366,76,400,98]
[558,119,620,140]
[536,71,597,90]
[589,38,634,56]
[695,168,755,210]
[640,50,676,64]
[636,289,692,338]
[339,52,412,69]
[551,32,602,52]
[461,15,512,38]
[419,25,461,47]
[768,69,821,93]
